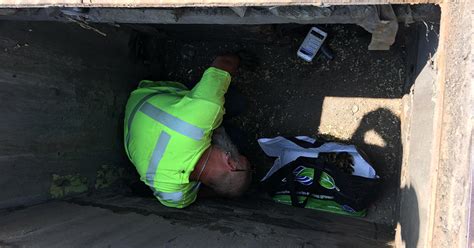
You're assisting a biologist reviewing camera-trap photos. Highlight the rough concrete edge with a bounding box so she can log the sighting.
[469,123,474,246]
[466,4,474,246]
[394,2,471,247]
[429,1,473,248]
[0,0,440,8]
[426,6,445,248]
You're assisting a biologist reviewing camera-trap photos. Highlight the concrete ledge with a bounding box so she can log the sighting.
[0,195,395,247]
[0,0,439,8]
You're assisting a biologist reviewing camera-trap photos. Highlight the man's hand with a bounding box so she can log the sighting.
[211,54,240,76]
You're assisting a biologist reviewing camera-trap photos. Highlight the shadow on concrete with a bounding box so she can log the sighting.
[313,107,419,244]
[310,107,406,227]
[352,108,419,247]
[399,185,420,248]
[350,108,402,192]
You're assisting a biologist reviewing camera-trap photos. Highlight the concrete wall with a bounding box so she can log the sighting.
[396,2,473,247]
[430,2,473,247]
[0,0,439,8]
[0,21,144,208]
[397,22,439,248]
[0,194,394,247]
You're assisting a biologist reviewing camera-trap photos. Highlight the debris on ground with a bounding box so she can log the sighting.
[50,174,88,199]
[95,165,125,190]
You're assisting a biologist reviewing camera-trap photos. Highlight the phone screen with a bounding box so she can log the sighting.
[310,30,325,40]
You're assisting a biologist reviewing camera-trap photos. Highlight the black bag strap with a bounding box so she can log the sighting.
[265,157,327,208]
[288,162,325,208]
[286,166,306,207]
[265,156,380,211]
[285,137,325,149]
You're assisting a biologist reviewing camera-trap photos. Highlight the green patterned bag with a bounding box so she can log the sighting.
[260,137,380,217]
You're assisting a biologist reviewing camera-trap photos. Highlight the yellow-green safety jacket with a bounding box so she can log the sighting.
[124,67,231,208]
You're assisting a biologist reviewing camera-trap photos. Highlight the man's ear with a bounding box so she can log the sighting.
[223,152,237,171]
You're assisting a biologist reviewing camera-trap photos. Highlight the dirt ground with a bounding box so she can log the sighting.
[134,23,410,225]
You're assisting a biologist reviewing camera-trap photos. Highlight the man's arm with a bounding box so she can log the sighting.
[187,55,240,105]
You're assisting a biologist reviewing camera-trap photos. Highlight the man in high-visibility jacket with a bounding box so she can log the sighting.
[124,54,252,208]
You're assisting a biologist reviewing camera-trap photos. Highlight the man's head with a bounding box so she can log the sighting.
[200,127,252,197]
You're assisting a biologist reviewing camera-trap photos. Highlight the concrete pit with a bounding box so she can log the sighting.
[0,6,447,246]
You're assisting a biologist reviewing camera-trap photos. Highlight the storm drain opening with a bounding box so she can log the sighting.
[0,4,442,247]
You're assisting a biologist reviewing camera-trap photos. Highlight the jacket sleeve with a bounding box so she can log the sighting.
[187,67,232,106]
[155,181,201,208]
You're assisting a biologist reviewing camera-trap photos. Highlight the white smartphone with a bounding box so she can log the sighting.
[297,27,328,62]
